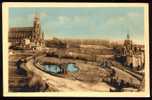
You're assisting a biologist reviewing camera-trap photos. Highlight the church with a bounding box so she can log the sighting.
[9,14,44,49]
[122,34,144,70]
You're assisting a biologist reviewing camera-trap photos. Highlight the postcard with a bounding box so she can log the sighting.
[2,2,150,97]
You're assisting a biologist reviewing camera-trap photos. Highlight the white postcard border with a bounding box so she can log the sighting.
[2,2,150,97]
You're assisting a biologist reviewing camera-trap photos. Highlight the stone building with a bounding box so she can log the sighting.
[122,34,144,70]
[9,14,44,49]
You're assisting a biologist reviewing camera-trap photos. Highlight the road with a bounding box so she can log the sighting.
[24,58,114,92]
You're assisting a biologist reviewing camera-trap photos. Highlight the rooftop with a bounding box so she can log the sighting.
[9,27,33,32]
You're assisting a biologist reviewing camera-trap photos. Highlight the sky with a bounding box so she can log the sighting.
[9,7,144,44]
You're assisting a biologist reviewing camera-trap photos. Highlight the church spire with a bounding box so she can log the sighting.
[34,13,40,25]
[33,13,41,34]
[127,33,130,40]
[34,12,40,21]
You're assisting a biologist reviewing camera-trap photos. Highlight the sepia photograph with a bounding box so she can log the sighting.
[2,3,150,97]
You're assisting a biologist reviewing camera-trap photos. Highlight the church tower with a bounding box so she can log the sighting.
[32,14,42,46]
[123,33,134,67]
[33,14,41,35]
[124,33,133,54]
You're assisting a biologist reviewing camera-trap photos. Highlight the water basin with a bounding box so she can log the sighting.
[44,64,62,74]
[43,63,79,74]
[66,63,79,72]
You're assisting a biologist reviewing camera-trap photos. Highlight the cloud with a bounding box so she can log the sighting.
[57,15,88,24]
[104,16,125,26]
[127,12,142,17]
[57,16,70,24]
[73,16,87,22]
[40,12,48,17]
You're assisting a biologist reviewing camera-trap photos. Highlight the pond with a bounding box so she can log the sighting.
[43,63,79,74]
[44,64,62,74]
[66,63,79,72]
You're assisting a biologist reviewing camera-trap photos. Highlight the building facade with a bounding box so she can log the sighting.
[9,14,44,48]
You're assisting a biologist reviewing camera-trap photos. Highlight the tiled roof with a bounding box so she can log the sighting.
[9,27,33,32]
